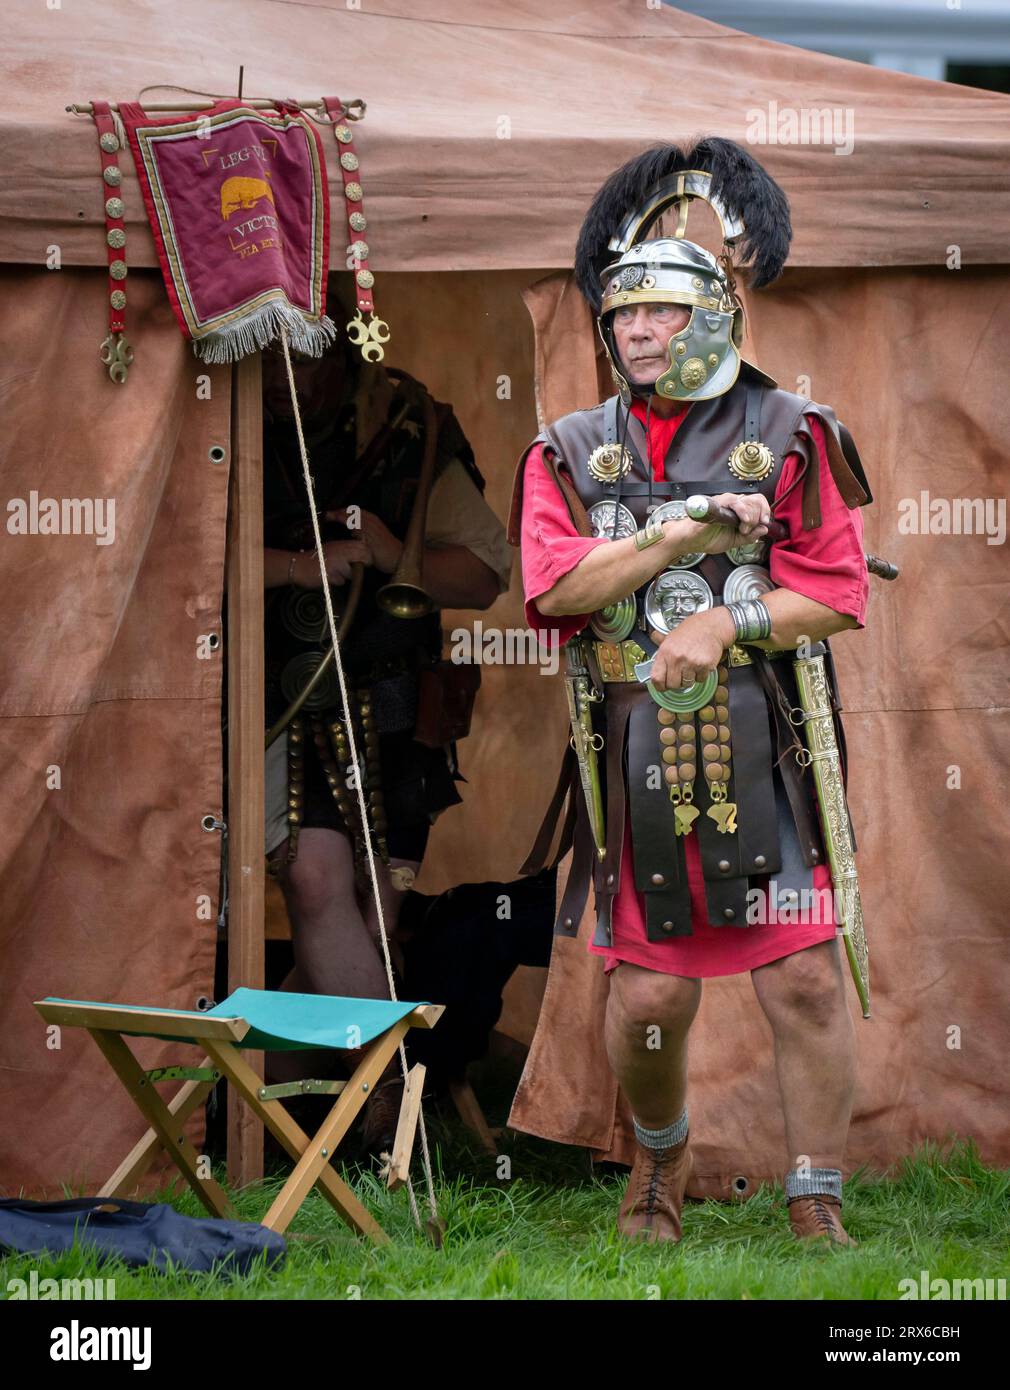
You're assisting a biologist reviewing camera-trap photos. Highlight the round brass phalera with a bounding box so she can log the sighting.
[728,440,775,481]
[105,197,124,219]
[589,594,636,643]
[103,165,122,187]
[109,260,128,281]
[356,269,375,289]
[344,181,363,201]
[110,290,126,310]
[340,152,360,171]
[680,357,708,390]
[106,229,126,249]
[335,124,353,143]
[349,211,367,232]
[350,240,369,261]
[100,132,119,153]
[586,443,633,484]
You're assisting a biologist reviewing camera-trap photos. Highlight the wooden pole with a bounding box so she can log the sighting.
[66,98,365,116]
[226,351,265,1189]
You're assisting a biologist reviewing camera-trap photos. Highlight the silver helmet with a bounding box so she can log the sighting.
[575,141,792,405]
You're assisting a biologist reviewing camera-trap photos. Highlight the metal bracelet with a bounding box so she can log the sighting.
[724,598,772,643]
[633,514,665,551]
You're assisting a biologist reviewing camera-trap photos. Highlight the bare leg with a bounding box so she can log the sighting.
[361,856,420,986]
[276,828,390,999]
[750,937,855,1173]
[604,962,702,1127]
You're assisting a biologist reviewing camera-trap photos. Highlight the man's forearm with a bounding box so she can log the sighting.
[264,547,297,589]
[536,521,702,616]
[748,588,859,649]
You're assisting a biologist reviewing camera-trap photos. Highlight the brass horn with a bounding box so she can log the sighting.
[376,379,438,620]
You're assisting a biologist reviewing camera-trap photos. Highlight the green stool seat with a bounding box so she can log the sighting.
[41,988,423,1051]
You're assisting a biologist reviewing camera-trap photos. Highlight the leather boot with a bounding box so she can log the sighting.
[788,1193,857,1246]
[359,1075,404,1159]
[617,1135,692,1244]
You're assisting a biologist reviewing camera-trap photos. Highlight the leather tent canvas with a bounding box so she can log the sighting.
[0,1,1007,1197]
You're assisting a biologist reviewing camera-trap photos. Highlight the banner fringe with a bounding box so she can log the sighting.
[195,304,336,364]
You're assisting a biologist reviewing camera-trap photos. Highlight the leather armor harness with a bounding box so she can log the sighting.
[515,366,868,949]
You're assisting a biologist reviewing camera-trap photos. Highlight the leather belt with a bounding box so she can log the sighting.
[590,638,793,682]
[726,643,794,667]
[592,638,647,683]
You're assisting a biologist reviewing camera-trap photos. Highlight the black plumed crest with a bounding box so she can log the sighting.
[574,138,792,311]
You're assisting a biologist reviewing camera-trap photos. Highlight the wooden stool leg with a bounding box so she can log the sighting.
[100,1074,216,1198]
[258,1021,410,1234]
[100,1056,218,1200]
[387,1063,426,1191]
[204,1037,402,1242]
[89,1030,235,1220]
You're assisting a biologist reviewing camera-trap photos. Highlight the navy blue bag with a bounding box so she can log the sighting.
[0,1197,286,1275]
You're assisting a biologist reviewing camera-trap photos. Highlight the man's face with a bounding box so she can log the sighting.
[262,345,348,421]
[611,302,692,387]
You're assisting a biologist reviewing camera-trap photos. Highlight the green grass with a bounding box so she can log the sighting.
[2,1104,1006,1300]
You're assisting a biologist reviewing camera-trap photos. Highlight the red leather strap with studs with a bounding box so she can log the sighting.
[91,100,128,336]
[321,95,374,316]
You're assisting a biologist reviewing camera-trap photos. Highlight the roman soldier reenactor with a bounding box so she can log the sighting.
[510,140,875,1245]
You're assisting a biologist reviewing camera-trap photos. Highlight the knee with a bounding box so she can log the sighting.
[284,856,347,920]
[613,968,700,1037]
[759,951,846,1031]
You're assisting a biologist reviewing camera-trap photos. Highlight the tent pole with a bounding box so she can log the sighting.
[226,351,265,1190]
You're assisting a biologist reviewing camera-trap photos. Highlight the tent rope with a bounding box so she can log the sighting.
[278,327,440,1234]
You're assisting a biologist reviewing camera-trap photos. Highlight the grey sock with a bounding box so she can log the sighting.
[633,1107,688,1150]
[784,1166,843,1203]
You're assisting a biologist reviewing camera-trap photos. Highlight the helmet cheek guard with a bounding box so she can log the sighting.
[652,305,741,403]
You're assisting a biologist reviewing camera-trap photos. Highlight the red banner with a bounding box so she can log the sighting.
[120,99,333,363]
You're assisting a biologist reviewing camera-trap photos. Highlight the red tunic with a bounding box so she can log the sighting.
[520,398,868,978]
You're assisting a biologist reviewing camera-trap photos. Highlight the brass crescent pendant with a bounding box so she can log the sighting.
[587,443,634,484]
[728,440,775,481]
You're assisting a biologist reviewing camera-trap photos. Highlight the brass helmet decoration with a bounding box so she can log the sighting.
[574,139,792,405]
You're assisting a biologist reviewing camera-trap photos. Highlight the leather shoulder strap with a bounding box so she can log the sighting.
[507,406,605,544]
[541,426,593,537]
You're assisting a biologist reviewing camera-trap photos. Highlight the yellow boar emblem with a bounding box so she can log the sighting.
[220,174,275,220]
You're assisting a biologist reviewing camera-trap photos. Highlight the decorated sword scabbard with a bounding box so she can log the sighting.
[563,639,607,862]
[792,646,870,1019]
